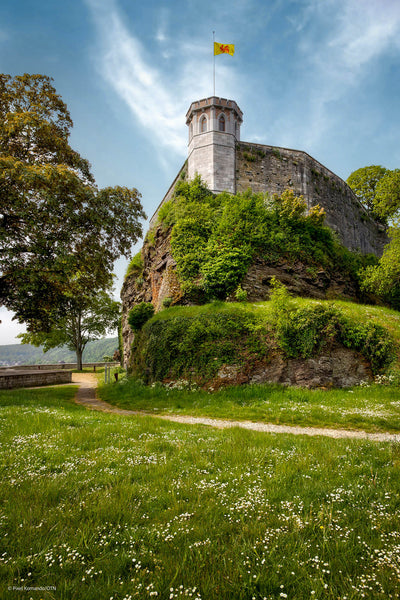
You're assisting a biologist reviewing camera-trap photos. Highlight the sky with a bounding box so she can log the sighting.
[1,0,400,344]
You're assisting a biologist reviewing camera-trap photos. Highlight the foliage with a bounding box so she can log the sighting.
[158,179,368,302]
[374,169,400,220]
[0,74,146,330]
[130,297,395,384]
[347,165,388,216]
[347,164,400,222]
[131,304,263,383]
[127,302,155,332]
[162,297,173,308]
[360,226,400,309]
[2,387,400,599]
[268,280,394,370]
[348,165,400,306]
[19,288,120,370]
[234,285,248,302]
[125,251,144,277]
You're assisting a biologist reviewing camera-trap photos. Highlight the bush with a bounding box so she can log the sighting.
[234,285,248,302]
[128,302,155,332]
[269,280,395,370]
[129,295,395,384]
[126,252,144,278]
[162,297,172,309]
[166,180,371,302]
[130,307,267,383]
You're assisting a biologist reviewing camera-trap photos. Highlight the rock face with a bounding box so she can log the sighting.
[231,347,373,388]
[236,257,359,303]
[212,347,372,390]
[121,223,372,370]
[121,225,179,368]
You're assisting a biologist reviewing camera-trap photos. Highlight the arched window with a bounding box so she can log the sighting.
[200,116,207,133]
[219,115,225,132]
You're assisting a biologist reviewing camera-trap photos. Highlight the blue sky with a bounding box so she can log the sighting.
[1,0,400,344]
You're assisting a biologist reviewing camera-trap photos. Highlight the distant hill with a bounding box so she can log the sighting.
[0,338,119,366]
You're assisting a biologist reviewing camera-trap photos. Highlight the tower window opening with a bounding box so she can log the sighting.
[200,116,207,133]
[219,115,225,132]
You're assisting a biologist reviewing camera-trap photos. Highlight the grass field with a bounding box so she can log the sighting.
[1,385,400,599]
[100,377,400,434]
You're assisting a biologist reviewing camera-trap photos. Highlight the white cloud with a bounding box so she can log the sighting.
[85,0,239,167]
[85,0,187,162]
[293,0,400,147]
[0,309,26,346]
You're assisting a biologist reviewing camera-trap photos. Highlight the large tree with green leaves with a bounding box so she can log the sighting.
[347,165,388,216]
[0,74,146,330]
[348,165,400,307]
[347,165,400,222]
[19,287,120,370]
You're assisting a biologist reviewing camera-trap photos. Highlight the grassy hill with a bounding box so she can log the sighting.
[0,337,118,366]
[128,295,400,388]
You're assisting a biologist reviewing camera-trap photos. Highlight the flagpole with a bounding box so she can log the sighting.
[213,31,215,96]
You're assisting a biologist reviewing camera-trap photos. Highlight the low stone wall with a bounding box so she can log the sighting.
[0,369,72,390]
[0,362,119,372]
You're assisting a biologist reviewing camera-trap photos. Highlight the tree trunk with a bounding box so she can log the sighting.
[76,348,83,371]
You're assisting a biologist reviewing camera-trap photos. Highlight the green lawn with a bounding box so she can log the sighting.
[99,376,400,434]
[0,386,400,599]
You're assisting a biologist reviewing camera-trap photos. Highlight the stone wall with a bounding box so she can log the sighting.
[236,142,387,255]
[0,369,72,389]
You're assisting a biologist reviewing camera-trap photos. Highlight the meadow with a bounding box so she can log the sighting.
[1,384,400,599]
[100,376,400,434]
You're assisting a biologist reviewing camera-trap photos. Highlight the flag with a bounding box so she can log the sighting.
[214,42,235,56]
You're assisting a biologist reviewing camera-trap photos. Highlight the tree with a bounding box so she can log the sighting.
[349,165,400,308]
[19,288,120,370]
[374,169,400,220]
[0,74,146,330]
[347,165,388,217]
[360,226,400,309]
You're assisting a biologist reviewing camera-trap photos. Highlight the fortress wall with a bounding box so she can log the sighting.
[149,162,187,229]
[236,142,387,256]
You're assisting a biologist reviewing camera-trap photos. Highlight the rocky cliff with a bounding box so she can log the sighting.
[121,222,371,369]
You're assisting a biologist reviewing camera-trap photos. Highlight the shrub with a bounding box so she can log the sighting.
[162,297,172,309]
[234,285,248,302]
[269,280,395,371]
[129,295,395,383]
[128,302,155,332]
[126,252,143,277]
[166,179,371,302]
[130,307,267,383]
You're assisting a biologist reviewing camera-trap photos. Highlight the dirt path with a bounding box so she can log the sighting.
[72,373,400,443]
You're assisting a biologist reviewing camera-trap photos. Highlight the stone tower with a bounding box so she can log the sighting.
[186,97,243,194]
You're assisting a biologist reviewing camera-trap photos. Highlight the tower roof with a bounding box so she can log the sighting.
[186,96,243,124]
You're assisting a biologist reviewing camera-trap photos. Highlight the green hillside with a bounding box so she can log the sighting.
[129,294,399,387]
[0,337,118,367]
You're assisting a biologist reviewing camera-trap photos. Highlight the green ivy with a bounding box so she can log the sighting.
[130,291,395,384]
[128,302,155,332]
[157,178,377,301]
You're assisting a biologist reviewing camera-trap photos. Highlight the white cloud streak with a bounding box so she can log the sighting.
[86,0,185,158]
[296,0,400,146]
[85,0,238,166]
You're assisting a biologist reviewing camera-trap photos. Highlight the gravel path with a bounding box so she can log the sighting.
[72,373,400,443]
